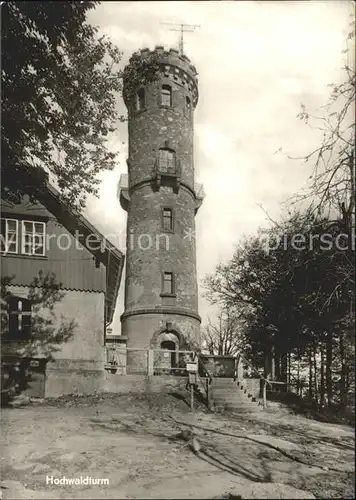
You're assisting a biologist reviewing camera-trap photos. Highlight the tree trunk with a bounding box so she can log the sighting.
[326,329,333,406]
[320,345,326,409]
[265,344,275,380]
[281,352,288,384]
[340,332,347,408]
[297,351,301,397]
[271,344,275,380]
[308,350,313,399]
[313,345,318,407]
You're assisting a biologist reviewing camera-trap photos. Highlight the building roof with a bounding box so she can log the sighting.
[40,183,124,325]
[2,171,125,325]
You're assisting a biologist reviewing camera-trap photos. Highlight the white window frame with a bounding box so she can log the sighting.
[21,220,46,256]
[1,218,19,254]
[162,272,174,295]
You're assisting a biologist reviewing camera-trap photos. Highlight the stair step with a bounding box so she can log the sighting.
[212,389,248,394]
[213,397,256,403]
[214,406,262,413]
[213,394,254,399]
[214,393,253,396]
[214,400,262,406]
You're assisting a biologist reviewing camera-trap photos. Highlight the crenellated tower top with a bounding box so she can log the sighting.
[123,45,199,109]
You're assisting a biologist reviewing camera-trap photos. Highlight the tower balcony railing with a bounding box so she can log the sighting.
[157,158,176,175]
[152,158,181,191]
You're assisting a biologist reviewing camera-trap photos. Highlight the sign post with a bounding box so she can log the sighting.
[186,358,198,411]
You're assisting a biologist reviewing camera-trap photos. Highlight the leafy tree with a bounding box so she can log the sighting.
[289,14,355,409]
[204,209,355,411]
[2,1,160,210]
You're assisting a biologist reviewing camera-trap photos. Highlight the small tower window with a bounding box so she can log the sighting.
[136,88,145,110]
[162,272,174,295]
[162,208,173,232]
[158,148,175,173]
[186,96,191,115]
[161,85,172,106]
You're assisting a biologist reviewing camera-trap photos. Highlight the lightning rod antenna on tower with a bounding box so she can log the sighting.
[160,22,200,55]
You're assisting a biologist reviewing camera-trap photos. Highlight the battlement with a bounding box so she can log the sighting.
[130,45,198,79]
[124,45,199,108]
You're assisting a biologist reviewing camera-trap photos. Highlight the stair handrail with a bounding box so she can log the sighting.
[238,353,273,388]
[238,353,293,408]
[197,354,212,385]
[195,355,213,408]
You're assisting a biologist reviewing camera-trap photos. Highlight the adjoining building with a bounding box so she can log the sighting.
[1,178,124,398]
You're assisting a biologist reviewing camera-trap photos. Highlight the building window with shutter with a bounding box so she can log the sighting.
[162,208,174,232]
[158,148,175,173]
[7,297,32,341]
[136,88,145,110]
[21,221,46,256]
[161,272,175,296]
[161,85,172,106]
[0,218,19,254]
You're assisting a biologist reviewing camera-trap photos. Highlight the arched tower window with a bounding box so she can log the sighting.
[161,85,172,107]
[158,148,175,173]
[136,88,145,110]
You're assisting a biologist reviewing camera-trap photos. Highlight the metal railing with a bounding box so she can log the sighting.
[105,345,293,409]
[196,354,213,407]
[152,349,195,376]
[158,158,176,174]
[237,354,294,408]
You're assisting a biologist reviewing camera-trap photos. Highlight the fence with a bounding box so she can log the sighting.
[153,349,195,376]
[105,346,199,376]
[105,346,302,409]
[105,347,243,380]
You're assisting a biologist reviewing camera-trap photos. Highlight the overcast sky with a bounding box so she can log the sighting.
[83,0,353,333]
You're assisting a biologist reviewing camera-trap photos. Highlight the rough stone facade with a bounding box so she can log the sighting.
[102,374,189,395]
[120,47,203,361]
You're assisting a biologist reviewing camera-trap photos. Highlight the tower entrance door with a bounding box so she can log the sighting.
[161,340,177,369]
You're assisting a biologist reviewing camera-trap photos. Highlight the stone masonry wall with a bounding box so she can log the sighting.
[121,47,202,358]
[122,313,200,373]
[124,184,198,312]
[102,374,188,394]
[128,80,195,189]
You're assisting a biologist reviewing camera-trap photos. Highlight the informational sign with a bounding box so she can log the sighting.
[186,362,198,373]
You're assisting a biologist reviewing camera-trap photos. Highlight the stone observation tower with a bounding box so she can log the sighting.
[119,45,204,370]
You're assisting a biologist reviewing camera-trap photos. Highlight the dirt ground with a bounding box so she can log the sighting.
[1,392,354,499]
